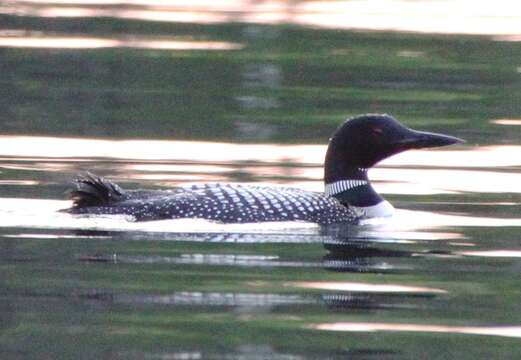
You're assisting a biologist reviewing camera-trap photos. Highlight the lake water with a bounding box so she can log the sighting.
[1,1,521,359]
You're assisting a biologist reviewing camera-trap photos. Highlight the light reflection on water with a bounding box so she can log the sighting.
[3,0,521,37]
[288,281,447,294]
[4,134,521,167]
[0,35,244,50]
[5,136,521,198]
[313,323,521,339]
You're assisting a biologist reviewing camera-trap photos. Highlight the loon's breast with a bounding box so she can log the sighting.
[72,182,357,225]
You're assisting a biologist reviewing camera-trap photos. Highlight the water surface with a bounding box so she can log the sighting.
[1,1,521,359]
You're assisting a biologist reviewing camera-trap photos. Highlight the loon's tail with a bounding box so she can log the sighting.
[69,172,124,208]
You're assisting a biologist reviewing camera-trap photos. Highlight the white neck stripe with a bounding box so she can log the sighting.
[324,179,368,197]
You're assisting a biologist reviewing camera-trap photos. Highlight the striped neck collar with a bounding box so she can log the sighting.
[324,179,368,197]
[324,171,385,208]
[325,179,392,216]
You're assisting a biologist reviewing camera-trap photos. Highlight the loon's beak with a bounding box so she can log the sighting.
[398,129,465,149]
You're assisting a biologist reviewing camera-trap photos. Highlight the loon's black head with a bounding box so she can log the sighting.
[324,114,464,214]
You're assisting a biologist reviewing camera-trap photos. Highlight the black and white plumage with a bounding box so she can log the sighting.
[64,114,463,225]
[68,176,356,225]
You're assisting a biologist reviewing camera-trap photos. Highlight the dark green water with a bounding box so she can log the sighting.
[1,2,521,359]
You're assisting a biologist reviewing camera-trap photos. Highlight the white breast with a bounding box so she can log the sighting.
[350,200,395,219]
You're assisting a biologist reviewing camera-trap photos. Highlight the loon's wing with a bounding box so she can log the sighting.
[168,183,357,224]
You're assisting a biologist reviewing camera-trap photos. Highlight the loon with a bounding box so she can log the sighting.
[64,114,463,225]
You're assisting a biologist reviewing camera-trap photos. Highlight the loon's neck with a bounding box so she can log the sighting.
[324,168,394,218]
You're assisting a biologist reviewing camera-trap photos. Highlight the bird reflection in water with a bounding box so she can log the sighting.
[70,225,449,314]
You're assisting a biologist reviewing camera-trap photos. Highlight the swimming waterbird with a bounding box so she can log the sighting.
[64,114,463,225]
